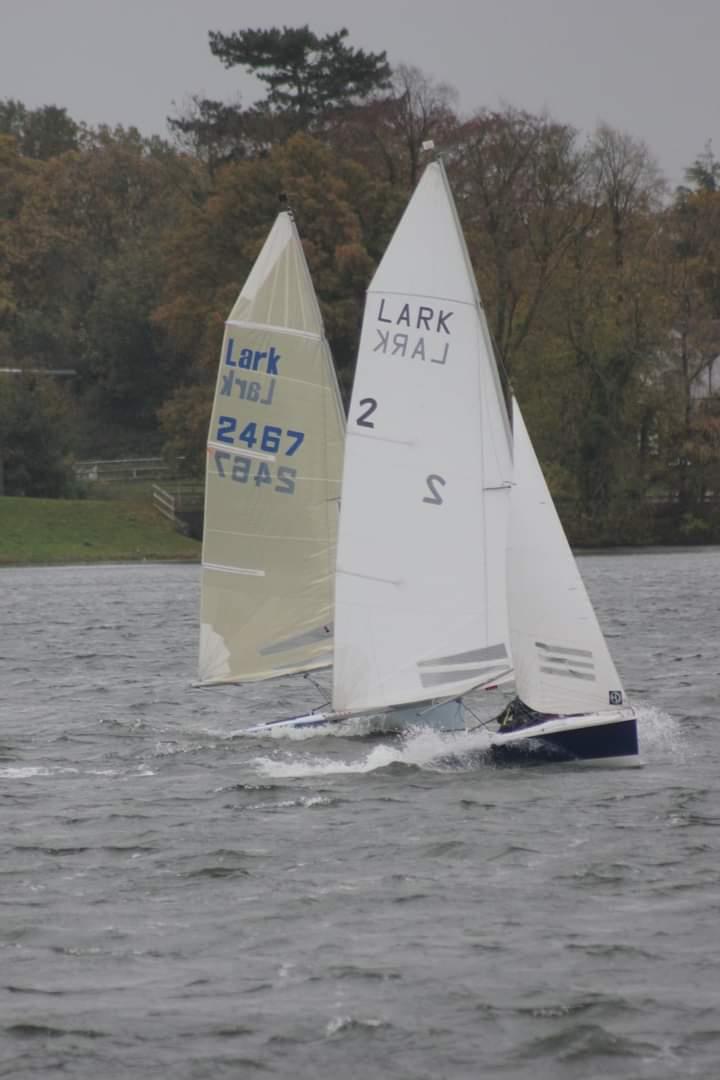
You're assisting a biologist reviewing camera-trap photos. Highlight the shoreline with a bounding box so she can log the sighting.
[3,544,720,571]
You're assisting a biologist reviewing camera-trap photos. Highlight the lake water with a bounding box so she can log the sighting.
[1,551,719,1079]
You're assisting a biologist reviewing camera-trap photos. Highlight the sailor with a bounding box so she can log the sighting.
[495,697,546,732]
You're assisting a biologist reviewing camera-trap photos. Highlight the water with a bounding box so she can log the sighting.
[1,551,718,1079]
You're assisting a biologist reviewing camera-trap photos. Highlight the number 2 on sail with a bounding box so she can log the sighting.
[423,474,446,505]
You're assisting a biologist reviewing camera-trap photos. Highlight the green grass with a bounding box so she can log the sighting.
[0,495,201,565]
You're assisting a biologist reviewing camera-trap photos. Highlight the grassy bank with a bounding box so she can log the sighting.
[0,495,200,566]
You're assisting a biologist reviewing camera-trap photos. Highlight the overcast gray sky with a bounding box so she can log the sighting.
[2,0,716,186]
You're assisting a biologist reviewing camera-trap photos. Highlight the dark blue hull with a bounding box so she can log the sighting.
[489,714,639,766]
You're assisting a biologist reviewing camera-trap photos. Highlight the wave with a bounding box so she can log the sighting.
[251,727,493,779]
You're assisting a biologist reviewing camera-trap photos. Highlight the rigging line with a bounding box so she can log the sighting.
[303,671,330,712]
[463,701,496,730]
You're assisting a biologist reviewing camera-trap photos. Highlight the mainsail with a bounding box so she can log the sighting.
[507,400,625,715]
[332,161,513,714]
[198,212,345,685]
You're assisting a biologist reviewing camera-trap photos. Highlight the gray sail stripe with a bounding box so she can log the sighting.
[418,643,508,668]
[259,625,333,656]
[539,666,596,682]
[536,642,593,658]
[420,668,504,689]
[541,656,595,670]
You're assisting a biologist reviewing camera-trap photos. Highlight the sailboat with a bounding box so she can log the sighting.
[247,165,641,765]
[246,160,514,735]
[485,401,640,765]
[196,211,345,690]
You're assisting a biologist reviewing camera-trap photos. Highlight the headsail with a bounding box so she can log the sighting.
[507,400,625,714]
[198,212,345,685]
[332,161,513,714]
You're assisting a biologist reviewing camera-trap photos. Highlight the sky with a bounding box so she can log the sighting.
[1,0,717,187]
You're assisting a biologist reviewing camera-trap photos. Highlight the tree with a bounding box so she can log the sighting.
[330,65,459,189]
[1,123,198,455]
[0,99,79,159]
[169,25,392,166]
[0,374,75,496]
[550,125,667,527]
[209,25,391,123]
[656,154,720,516]
[450,107,592,375]
[154,135,391,472]
[680,141,720,195]
[589,123,665,269]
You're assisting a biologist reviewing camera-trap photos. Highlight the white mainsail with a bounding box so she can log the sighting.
[507,400,625,715]
[332,161,513,715]
[198,212,345,685]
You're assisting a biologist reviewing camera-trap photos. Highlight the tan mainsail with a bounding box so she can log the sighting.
[198,213,345,685]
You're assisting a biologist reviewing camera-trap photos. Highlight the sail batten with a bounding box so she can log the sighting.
[198,212,345,687]
[226,319,323,342]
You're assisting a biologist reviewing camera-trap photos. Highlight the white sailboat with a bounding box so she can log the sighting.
[197,211,345,688]
[247,160,514,735]
[486,400,640,765]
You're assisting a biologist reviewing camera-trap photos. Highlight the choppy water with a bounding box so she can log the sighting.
[1,551,719,1079]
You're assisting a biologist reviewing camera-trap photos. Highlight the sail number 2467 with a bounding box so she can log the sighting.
[215,416,305,456]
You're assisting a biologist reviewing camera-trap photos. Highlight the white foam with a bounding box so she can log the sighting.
[634,703,686,762]
[0,765,79,779]
[252,726,493,779]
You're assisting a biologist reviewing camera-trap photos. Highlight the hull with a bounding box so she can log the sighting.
[488,707,640,766]
[244,699,465,737]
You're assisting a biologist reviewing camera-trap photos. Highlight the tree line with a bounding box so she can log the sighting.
[1,25,719,542]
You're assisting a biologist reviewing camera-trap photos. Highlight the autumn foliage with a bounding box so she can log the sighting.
[1,27,719,542]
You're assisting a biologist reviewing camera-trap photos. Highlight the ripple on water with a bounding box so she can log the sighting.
[2,556,720,1079]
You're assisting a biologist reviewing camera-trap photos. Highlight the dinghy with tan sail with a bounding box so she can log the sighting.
[196,211,345,691]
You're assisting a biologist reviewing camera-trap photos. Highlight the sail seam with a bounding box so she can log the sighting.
[206,528,336,543]
[336,568,402,586]
[347,431,413,446]
[366,288,475,308]
[207,441,275,462]
[226,318,322,341]
[202,562,265,576]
